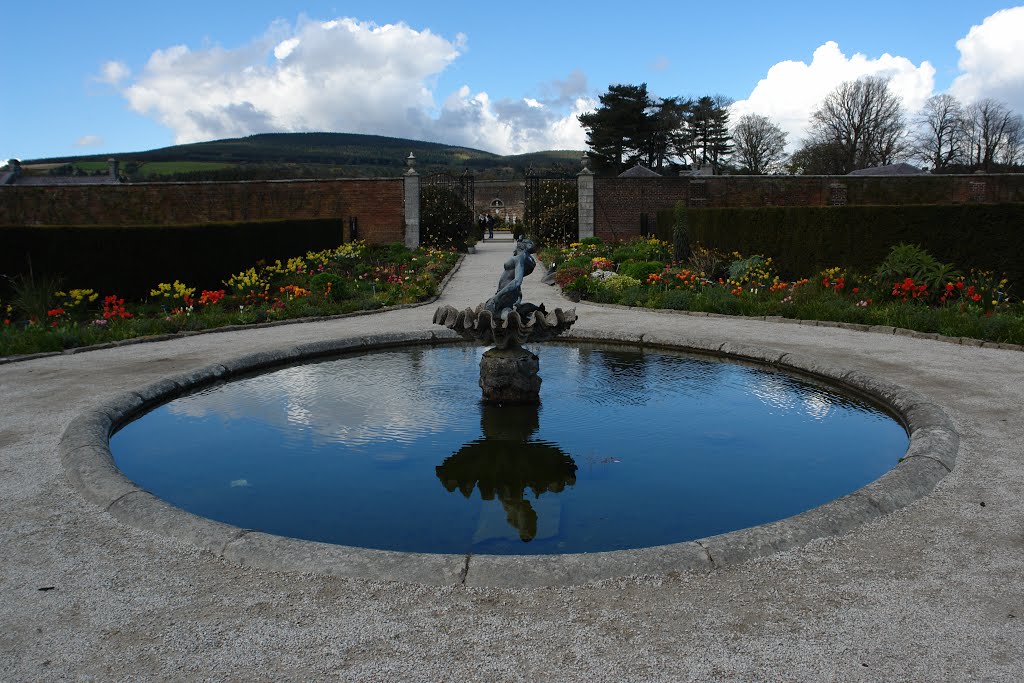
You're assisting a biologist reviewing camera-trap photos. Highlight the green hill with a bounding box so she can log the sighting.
[23,132,585,181]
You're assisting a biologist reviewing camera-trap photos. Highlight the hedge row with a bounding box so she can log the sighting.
[657,203,1024,284]
[1,218,347,299]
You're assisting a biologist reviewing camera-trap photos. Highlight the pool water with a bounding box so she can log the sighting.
[110,343,908,555]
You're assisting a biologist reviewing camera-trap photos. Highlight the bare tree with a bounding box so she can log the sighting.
[911,94,966,171]
[806,76,908,173]
[731,114,788,174]
[964,98,1020,171]
[998,114,1024,166]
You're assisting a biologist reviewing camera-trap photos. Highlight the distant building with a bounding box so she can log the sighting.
[474,180,525,222]
[618,164,662,178]
[847,163,926,176]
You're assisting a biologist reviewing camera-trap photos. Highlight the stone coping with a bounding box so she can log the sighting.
[59,331,958,589]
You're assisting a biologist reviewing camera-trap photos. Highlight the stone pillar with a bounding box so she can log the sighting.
[577,154,595,240]
[403,153,420,249]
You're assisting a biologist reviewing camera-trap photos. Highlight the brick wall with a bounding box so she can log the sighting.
[0,178,405,244]
[6,174,1024,247]
[594,174,1024,240]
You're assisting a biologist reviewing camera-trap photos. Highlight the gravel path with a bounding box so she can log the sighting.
[1,234,1022,681]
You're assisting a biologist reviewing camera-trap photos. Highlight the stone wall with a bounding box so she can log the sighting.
[0,178,405,244]
[593,174,1024,241]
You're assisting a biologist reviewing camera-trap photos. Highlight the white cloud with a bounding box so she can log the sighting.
[273,38,300,60]
[74,135,104,147]
[950,6,1024,113]
[730,41,935,149]
[105,17,588,154]
[97,60,131,85]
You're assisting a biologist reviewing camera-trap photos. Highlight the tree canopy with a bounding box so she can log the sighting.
[800,76,908,174]
[731,113,787,174]
[578,86,734,175]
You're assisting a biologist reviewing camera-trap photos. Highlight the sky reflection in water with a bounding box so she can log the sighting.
[111,344,908,555]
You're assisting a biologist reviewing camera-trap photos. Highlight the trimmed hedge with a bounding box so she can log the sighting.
[659,203,1024,284]
[1,218,346,299]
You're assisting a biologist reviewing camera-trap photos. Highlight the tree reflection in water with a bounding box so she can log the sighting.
[435,404,577,542]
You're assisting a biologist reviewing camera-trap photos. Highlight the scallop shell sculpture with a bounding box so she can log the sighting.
[433,303,577,349]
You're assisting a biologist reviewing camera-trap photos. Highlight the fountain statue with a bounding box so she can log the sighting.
[433,239,577,403]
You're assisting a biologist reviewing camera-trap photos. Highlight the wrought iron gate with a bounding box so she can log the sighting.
[419,171,475,248]
[523,168,578,244]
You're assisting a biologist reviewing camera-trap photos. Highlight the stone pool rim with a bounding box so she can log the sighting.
[59,329,958,589]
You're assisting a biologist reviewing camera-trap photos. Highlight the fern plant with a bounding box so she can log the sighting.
[874,243,961,290]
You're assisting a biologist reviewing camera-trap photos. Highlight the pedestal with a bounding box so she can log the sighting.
[479,345,541,404]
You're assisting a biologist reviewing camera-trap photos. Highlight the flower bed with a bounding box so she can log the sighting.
[1,241,459,357]
[538,238,1023,346]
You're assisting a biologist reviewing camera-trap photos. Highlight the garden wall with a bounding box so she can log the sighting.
[659,203,1024,285]
[0,219,347,299]
[0,178,404,243]
[596,174,1024,241]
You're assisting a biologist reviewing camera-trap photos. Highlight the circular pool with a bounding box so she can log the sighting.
[109,343,907,555]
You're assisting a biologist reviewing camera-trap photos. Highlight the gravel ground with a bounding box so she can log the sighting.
[1,235,1022,682]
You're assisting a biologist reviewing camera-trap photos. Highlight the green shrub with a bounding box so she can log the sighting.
[617,261,665,280]
[874,243,962,291]
[668,203,1024,286]
[8,272,62,322]
[611,238,672,264]
[663,289,695,310]
[563,275,598,300]
[310,272,350,301]
[0,218,345,300]
[604,274,642,292]
[564,255,594,270]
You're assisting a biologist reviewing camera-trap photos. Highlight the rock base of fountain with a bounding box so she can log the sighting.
[479,346,541,404]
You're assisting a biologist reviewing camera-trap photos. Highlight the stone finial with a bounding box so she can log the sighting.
[578,152,594,176]
[404,152,418,176]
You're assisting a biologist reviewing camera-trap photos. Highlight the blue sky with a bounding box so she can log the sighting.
[3,1,1023,161]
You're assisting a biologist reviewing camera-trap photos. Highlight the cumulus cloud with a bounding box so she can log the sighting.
[730,41,935,149]
[74,135,104,147]
[104,17,589,154]
[950,6,1024,113]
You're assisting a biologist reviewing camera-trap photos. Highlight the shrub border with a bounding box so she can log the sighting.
[562,294,1024,353]
[0,254,466,365]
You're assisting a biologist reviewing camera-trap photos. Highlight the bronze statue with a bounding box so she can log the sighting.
[484,239,537,317]
[432,237,577,403]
